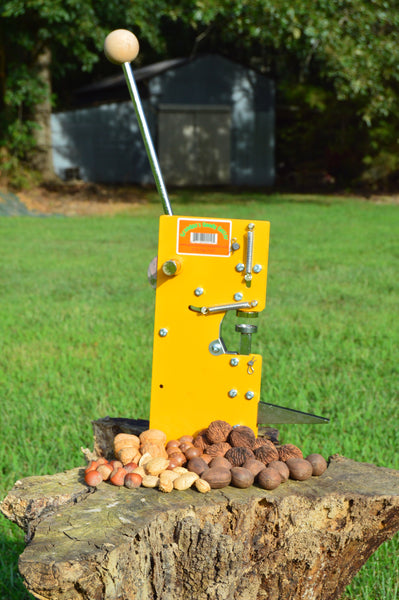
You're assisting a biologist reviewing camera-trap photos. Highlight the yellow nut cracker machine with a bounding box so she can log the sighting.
[104,30,329,441]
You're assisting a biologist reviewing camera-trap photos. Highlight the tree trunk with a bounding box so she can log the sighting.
[1,419,399,600]
[30,45,54,178]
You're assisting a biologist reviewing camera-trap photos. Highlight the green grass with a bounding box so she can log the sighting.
[0,192,398,599]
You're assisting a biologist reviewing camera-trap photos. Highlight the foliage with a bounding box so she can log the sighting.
[1,0,399,186]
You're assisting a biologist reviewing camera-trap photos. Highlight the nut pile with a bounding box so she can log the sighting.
[84,420,327,493]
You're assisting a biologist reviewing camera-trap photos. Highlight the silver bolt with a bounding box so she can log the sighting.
[245,391,255,400]
[159,328,168,337]
[234,292,243,301]
[248,223,255,231]
[230,357,239,366]
[236,263,245,272]
[210,342,222,353]
[253,264,262,273]
[228,389,238,398]
[194,287,204,296]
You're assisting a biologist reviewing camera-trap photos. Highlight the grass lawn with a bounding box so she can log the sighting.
[0,191,398,599]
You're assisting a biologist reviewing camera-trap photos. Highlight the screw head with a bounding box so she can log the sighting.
[159,328,168,337]
[231,242,240,251]
[236,263,245,273]
[230,357,239,366]
[228,389,238,398]
[209,341,223,355]
[245,391,255,400]
[194,287,204,296]
[248,223,255,231]
[253,264,262,273]
[234,292,243,301]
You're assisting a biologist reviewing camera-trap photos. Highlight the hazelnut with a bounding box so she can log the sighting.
[205,442,231,457]
[85,460,98,473]
[124,472,142,489]
[84,470,103,487]
[168,452,186,466]
[124,462,138,473]
[228,426,256,449]
[278,444,303,462]
[253,442,279,465]
[257,467,281,490]
[96,457,109,465]
[108,460,122,470]
[179,441,194,453]
[230,467,254,489]
[179,435,194,444]
[210,456,232,470]
[206,420,232,443]
[202,467,231,489]
[187,456,209,476]
[267,460,289,482]
[184,446,201,460]
[242,458,265,477]
[306,454,327,476]
[96,464,113,481]
[225,446,255,467]
[286,458,312,481]
[110,467,127,486]
[166,439,180,450]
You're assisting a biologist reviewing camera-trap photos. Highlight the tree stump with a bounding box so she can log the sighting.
[1,418,399,600]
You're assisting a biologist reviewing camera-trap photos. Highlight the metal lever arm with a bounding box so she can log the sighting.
[189,300,258,315]
[104,29,173,216]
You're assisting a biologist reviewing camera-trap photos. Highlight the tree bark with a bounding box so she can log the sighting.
[30,45,54,178]
[1,421,399,600]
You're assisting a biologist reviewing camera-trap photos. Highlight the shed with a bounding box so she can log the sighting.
[51,54,275,187]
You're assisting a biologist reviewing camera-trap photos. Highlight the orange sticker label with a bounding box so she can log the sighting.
[177,218,232,256]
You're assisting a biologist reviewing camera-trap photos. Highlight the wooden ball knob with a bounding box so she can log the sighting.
[104,29,139,65]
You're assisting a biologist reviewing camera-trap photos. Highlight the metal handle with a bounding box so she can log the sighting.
[104,29,173,216]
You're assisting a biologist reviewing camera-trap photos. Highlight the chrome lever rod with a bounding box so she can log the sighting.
[122,62,173,216]
[104,29,173,216]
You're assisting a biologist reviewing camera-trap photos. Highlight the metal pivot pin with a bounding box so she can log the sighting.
[104,30,173,217]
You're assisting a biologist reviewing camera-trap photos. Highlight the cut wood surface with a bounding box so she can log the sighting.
[1,418,399,600]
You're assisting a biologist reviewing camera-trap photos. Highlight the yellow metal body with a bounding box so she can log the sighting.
[149,215,270,440]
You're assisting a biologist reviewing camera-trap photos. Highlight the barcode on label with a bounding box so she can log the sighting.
[190,232,218,245]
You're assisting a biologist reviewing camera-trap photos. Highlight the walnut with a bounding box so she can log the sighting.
[253,441,279,465]
[278,444,303,462]
[253,437,273,450]
[206,420,232,443]
[193,433,210,452]
[204,442,231,457]
[228,425,256,449]
[225,446,255,467]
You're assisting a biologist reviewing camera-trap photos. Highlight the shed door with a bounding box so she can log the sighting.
[158,105,231,185]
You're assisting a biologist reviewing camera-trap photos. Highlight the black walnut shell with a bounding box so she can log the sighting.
[253,441,279,465]
[225,446,255,467]
[206,420,232,443]
[228,425,256,449]
[204,442,231,457]
[278,444,303,462]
